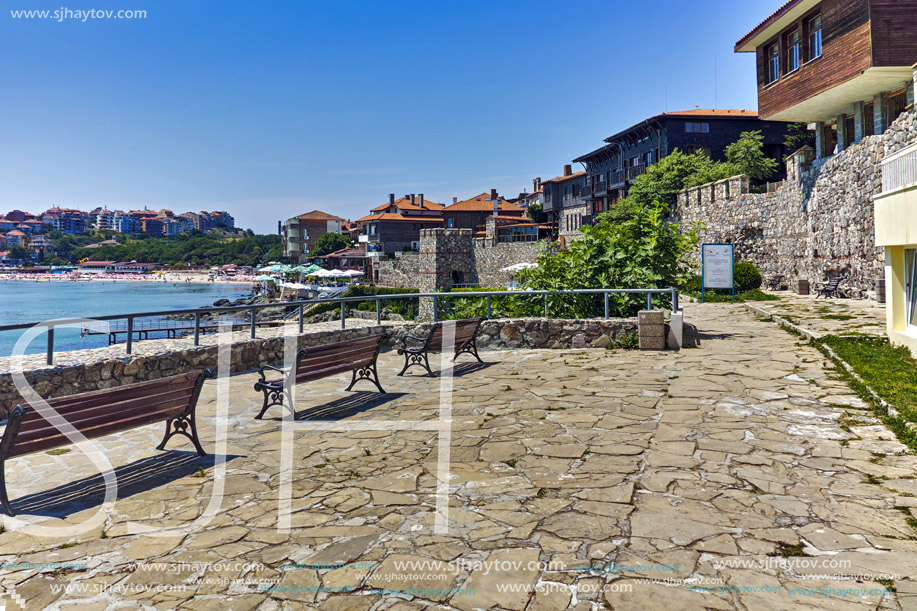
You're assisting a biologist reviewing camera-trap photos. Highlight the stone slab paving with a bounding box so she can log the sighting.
[748,292,886,338]
[1,303,916,610]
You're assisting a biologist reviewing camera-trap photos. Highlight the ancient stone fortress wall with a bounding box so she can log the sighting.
[0,317,636,417]
[671,109,917,295]
[376,227,540,291]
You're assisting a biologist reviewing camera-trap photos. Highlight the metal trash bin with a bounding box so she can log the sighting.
[798,279,810,296]
[876,275,886,304]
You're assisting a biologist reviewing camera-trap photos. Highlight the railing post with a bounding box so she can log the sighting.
[543,293,548,317]
[604,292,609,319]
[46,326,54,366]
[647,292,652,311]
[376,299,381,325]
[194,312,201,346]
[299,305,304,333]
[486,295,492,319]
[126,317,134,355]
[433,296,439,322]
[672,288,679,312]
[341,301,346,329]
[250,308,256,339]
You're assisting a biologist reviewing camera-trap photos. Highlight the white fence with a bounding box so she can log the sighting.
[882,143,917,194]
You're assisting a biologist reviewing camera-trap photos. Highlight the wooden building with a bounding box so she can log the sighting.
[442,191,524,232]
[541,165,588,242]
[574,110,792,213]
[356,194,444,255]
[736,0,917,157]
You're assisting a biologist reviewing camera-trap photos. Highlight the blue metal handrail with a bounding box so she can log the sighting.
[0,287,678,366]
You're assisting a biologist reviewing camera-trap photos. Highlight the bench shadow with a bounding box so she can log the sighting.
[9,451,242,518]
[289,391,408,421]
[423,361,495,378]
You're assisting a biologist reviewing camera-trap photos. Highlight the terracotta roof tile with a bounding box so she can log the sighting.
[356,212,444,223]
[296,210,346,221]
[444,193,524,213]
[541,171,586,184]
[371,197,444,213]
[735,0,800,51]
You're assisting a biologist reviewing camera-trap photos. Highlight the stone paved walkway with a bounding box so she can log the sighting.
[750,292,886,337]
[1,303,916,610]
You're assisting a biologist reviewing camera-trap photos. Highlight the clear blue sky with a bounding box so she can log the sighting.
[1,0,785,233]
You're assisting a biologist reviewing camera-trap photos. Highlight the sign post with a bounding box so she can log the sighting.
[701,243,735,303]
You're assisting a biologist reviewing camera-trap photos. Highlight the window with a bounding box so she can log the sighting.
[767,42,780,84]
[907,249,917,327]
[787,29,800,72]
[686,122,710,134]
[688,145,712,157]
[807,14,822,60]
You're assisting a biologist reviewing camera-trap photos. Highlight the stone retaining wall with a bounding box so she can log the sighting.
[670,109,917,295]
[0,317,637,418]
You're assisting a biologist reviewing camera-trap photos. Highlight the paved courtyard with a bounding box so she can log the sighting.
[1,303,916,610]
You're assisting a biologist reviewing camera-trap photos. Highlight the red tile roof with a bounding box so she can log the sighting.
[444,193,524,213]
[371,197,445,213]
[541,171,586,184]
[356,212,445,223]
[661,109,758,118]
[296,210,346,221]
[735,0,801,52]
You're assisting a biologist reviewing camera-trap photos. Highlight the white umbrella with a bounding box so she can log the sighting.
[343,269,364,277]
[309,268,335,278]
[327,269,351,278]
[501,262,537,273]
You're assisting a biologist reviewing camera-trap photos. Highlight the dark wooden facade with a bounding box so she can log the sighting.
[737,0,917,123]
[574,111,792,210]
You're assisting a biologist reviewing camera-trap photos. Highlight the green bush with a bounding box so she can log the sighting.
[734,261,763,293]
[307,286,419,320]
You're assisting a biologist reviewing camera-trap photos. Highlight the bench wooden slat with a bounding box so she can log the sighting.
[38,373,201,418]
[13,391,196,446]
[397,318,484,376]
[10,404,196,457]
[16,383,199,435]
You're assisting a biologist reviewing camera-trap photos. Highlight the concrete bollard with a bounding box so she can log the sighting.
[638,310,666,351]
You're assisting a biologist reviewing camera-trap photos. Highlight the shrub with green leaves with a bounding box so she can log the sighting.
[521,202,698,318]
[734,261,763,293]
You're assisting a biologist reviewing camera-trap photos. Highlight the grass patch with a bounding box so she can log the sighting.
[821,314,857,321]
[773,543,811,557]
[687,289,779,303]
[606,332,640,351]
[46,448,71,456]
[814,334,917,453]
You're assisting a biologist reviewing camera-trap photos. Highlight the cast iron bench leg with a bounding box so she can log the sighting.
[157,412,207,457]
[0,461,13,516]
[346,362,386,393]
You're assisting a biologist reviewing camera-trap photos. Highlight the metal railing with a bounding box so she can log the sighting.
[0,287,679,366]
[881,142,917,194]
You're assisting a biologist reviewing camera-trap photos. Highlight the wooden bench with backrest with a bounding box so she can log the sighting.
[815,273,847,299]
[253,333,386,419]
[0,370,212,516]
[397,317,485,377]
[765,274,785,291]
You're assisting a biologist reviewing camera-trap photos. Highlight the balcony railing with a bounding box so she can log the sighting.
[626,163,647,182]
[882,143,917,194]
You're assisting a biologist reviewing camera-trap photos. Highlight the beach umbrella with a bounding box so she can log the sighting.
[501,262,537,273]
[255,275,275,281]
[343,269,364,277]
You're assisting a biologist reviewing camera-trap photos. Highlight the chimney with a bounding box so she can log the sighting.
[564,165,572,176]
[453,197,458,205]
[410,194,416,207]
[419,194,424,208]
[278,220,282,236]
[389,193,395,206]
[491,188,499,218]
[534,177,541,192]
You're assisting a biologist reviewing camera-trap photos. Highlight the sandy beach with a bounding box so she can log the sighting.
[0,270,255,285]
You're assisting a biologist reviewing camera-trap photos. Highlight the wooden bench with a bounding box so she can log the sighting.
[0,370,212,516]
[815,274,847,299]
[253,334,386,419]
[397,317,485,377]
[765,274,785,291]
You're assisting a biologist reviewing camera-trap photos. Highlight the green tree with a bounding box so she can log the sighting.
[521,202,699,317]
[8,245,30,263]
[724,130,778,181]
[311,232,352,256]
[627,149,732,209]
[526,202,547,224]
[783,122,816,158]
